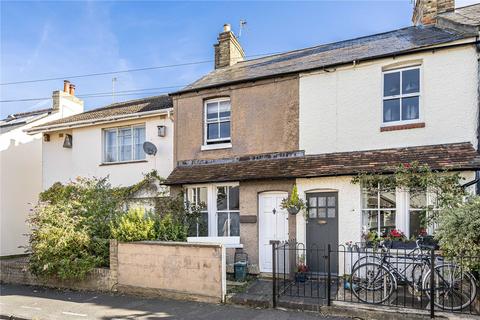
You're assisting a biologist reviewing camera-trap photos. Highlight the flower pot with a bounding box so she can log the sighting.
[287,207,299,215]
[385,240,417,250]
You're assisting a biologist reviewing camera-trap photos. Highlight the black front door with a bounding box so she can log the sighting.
[306,192,339,274]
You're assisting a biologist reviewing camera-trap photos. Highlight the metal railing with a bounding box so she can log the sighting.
[272,240,480,318]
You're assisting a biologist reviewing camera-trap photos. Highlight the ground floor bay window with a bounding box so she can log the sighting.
[361,185,436,240]
[185,183,241,247]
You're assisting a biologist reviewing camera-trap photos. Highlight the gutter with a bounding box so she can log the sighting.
[26,108,172,134]
[172,39,480,96]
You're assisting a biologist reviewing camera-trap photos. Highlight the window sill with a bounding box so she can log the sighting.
[201,143,232,151]
[380,122,425,132]
[99,159,148,166]
[187,236,242,248]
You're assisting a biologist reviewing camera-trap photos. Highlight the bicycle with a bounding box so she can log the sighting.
[350,241,477,310]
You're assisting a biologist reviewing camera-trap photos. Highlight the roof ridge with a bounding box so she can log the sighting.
[453,2,480,10]
[6,107,54,119]
[82,94,170,114]
[236,25,423,65]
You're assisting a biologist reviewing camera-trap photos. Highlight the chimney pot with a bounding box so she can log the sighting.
[223,24,231,32]
[69,84,75,96]
[63,80,70,93]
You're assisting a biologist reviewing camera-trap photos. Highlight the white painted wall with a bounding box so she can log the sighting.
[0,91,83,256]
[296,176,362,246]
[295,171,476,248]
[299,44,478,154]
[42,114,174,189]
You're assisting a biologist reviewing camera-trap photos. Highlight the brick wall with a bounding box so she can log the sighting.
[0,256,114,291]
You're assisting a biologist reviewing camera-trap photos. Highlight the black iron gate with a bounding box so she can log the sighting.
[271,240,480,318]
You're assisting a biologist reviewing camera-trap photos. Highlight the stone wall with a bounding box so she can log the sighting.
[114,241,226,303]
[0,256,113,291]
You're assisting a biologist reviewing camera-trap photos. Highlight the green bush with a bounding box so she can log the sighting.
[28,174,195,280]
[28,203,103,280]
[435,196,480,272]
[28,177,125,280]
[156,213,188,241]
[111,208,156,242]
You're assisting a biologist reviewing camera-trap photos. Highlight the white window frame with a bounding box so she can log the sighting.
[185,186,209,237]
[102,124,146,164]
[360,184,397,236]
[203,98,231,147]
[382,66,422,126]
[361,185,437,239]
[215,184,240,237]
[404,189,438,238]
[185,182,241,247]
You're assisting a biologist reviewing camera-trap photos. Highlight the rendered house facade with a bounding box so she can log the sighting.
[0,83,84,256]
[28,93,174,193]
[166,0,480,273]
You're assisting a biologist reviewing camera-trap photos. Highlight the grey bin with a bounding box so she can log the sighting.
[234,261,247,282]
[234,250,248,282]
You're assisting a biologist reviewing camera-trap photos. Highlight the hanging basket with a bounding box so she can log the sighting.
[287,207,300,215]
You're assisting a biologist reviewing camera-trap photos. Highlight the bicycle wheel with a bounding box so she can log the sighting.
[352,255,383,273]
[351,262,396,304]
[423,263,477,311]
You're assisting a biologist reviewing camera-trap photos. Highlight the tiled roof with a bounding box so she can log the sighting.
[439,3,480,27]
[31,95,172,129]
[165,143,480,185]
[0,108,54,129]
[175,26,472,94]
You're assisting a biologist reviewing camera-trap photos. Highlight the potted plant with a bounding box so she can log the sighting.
[281,185,306,215]
[295,254,308,282]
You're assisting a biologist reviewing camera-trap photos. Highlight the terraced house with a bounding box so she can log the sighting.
[165,0,480,273]
[27,86,174,191]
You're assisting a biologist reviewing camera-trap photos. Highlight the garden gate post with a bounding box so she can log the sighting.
[327,244,331,306]
[430,248,435,318]
[270,240,280,308]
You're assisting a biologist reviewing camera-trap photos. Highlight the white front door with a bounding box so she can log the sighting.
[259,192,289,273]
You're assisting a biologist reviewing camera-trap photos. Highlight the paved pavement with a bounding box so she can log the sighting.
[0,284,348,320]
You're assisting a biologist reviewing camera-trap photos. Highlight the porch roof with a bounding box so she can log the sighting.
[164,142,480,185]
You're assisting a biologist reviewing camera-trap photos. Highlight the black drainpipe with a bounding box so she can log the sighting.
[476,37,480,195]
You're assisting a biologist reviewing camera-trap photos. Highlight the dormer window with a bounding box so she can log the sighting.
[204,98,231,147]
[382,67,421,125]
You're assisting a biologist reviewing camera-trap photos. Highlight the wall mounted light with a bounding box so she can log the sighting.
[63,134,73,148]
[43,134,50,142]
[157,125,166,137]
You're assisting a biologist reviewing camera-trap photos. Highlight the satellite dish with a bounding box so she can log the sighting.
[143,141,157,155]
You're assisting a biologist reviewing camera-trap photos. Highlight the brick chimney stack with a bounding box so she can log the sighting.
[214,23,245,69]
[52,81,83,112]
[412,0,455,26]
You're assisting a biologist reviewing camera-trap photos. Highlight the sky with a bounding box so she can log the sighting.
[1,0,479,118]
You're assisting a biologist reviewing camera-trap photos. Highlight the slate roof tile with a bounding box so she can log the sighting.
[175,26,472,94]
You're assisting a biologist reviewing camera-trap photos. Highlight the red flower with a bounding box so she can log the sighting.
[389,229,404,238]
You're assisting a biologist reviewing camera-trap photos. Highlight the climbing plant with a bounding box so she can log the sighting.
[351,161,466,221]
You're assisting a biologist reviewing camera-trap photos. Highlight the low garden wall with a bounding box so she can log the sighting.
[0,256,113,291]
[1,240,226,304]
[114,241,226,303]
